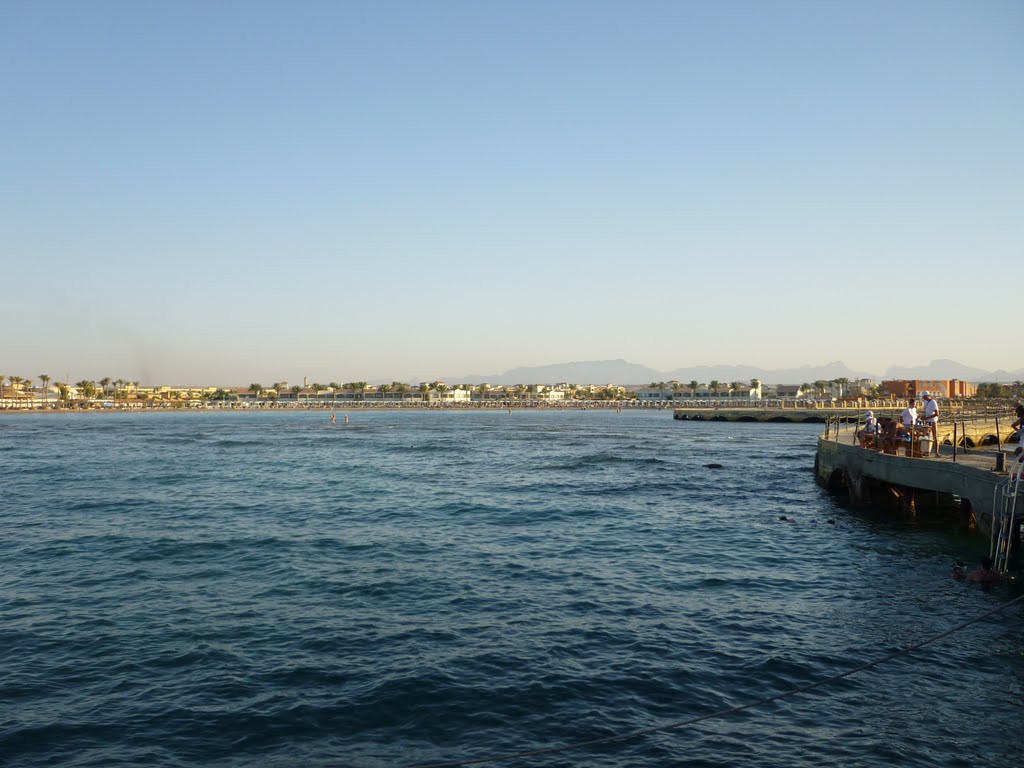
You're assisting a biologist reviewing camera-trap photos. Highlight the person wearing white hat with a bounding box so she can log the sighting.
[859,409,878,448]
[922,392,939,456]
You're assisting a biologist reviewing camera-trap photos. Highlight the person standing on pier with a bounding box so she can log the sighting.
[921,392,939,456]
[1012,404,1024,455]
[900,398,917,429]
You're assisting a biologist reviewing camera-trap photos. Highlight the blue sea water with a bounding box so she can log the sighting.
[1,410,1022,768]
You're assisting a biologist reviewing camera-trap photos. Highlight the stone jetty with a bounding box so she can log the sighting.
[815,416,1015,538]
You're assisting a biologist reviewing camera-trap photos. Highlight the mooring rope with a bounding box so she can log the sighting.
[410,592,1024,768]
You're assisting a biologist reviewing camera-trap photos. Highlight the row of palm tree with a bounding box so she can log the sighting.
[11,374,1023,407]
[0,373,147,406]
[976,382,1024,398]
[235,381,645,403]
[0,374,55,406]
[647,379,761,396]
[798,378,852,397]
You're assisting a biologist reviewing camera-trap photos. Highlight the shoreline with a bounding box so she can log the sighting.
[0,403,649,415]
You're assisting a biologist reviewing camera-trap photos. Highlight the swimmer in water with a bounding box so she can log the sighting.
[966,556,1001,585]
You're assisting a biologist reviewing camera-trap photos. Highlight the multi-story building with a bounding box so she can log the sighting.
[880,379,977,398]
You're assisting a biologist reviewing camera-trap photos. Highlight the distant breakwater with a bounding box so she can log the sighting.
[676,407,881,423]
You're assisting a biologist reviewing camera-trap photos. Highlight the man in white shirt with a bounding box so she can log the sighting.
[900,399,917,428]
[922,391,940,456]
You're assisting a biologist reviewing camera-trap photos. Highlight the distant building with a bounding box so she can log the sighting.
[636,387,674,402]
[881,379,977,399]
[850,378,878,396]
[776,385,805,398]
[425,388,471,403]
[536,388,564,402]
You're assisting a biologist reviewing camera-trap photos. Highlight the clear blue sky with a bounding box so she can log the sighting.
[3,1,1021,385]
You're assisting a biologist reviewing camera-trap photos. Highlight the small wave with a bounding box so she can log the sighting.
[547,452,649,470]
[212,439,266,448]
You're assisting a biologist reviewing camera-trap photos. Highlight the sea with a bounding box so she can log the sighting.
[2,410,1022,768]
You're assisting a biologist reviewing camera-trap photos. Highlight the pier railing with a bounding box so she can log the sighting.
[823,408,1016,463]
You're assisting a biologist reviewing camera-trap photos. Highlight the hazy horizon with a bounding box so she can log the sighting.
[4,2,1021,384]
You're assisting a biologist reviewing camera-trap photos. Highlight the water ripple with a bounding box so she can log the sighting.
[0,412,1021,767]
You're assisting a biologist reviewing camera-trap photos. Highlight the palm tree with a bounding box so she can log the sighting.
[0,373,5,402]
[56,382,69,406]
[477,383,489,402]
[378,383,392,401]
[709,380,720,398]
[75,380,97,400]
[688,380,699,398]
[99,377,111,398]
[249,383,263,403]
[39,374,51,408]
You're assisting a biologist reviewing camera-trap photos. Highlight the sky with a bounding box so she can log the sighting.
[2,1,1021,386]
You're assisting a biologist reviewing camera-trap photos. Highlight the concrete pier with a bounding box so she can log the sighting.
[815,421,1016,537]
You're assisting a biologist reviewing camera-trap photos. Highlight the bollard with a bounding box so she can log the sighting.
[996,452,1005,472]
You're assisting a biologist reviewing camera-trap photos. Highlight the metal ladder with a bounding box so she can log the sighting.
[992,453,1024,573]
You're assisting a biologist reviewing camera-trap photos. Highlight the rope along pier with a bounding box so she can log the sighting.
[410,593,1024,768]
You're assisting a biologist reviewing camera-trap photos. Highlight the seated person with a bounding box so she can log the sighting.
[879,417,899,453]
[858,410,878,447]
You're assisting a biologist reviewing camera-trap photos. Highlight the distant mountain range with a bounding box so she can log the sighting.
[445,358,1024,386]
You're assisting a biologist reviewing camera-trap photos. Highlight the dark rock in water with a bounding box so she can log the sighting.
[705,463,724,469]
